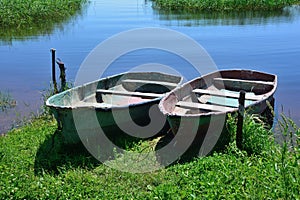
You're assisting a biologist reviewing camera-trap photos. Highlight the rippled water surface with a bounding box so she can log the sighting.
[1,0,300,133]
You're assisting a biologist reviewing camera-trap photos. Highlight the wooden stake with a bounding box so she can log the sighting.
[51,48,58,94]
[237,90,246,150]
[56,58,67,92]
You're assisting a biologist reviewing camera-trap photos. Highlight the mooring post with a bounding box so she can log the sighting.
[56,58,67,92]
[51,48,58,94]
[237,90,246,150]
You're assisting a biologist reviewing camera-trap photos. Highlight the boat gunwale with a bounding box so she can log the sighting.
[46,71,183,110]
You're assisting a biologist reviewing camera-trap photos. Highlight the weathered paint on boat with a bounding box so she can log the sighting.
[158,69,277,156]
[46,72,182,144]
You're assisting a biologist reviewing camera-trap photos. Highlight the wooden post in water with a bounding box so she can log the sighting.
[51,48,58,94]
[236,90,246,150]
[56,58,67,92]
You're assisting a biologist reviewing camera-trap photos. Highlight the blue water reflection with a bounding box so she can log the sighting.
[0,0,299,133]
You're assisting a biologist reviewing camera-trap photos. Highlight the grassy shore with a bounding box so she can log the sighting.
[0,113,299,199]
[153,0,300,11]
[0,0,87,28]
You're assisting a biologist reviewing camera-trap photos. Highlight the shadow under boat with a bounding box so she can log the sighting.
[34,129,100,175]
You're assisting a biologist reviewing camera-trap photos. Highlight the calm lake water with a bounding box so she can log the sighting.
[1,0,300,133]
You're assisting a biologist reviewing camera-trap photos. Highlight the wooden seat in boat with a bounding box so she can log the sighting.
[193,88,262,101]
[121,79,178,88]
[96,89,162,98]
[176,101,234,112]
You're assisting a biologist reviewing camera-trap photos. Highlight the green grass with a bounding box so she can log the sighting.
[0,113,299,199]
[153,0,300,12]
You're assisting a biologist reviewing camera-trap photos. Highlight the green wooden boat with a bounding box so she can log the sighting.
[158,69,277,156]
[46,72,182,144]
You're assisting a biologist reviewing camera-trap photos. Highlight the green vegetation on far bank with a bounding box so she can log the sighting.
[153,0,300,12]
[0,0,88,44]
[0,113,299,199]
[0,0,87,28]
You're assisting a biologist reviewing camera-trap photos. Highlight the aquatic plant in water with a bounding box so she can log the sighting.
[0,91,16,112]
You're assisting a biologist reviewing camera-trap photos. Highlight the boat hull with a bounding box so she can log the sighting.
[166,96,274,156]
[51,100,167,145]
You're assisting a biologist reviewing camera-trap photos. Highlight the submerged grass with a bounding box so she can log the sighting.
[0,113,299,199]
[0,91,16,112]
[153,0,300,12]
